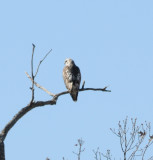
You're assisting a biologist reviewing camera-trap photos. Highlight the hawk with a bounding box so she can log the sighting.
[63,58,81,101]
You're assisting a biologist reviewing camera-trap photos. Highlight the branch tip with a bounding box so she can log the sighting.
[81,80,85,89]
[32,43,35,48]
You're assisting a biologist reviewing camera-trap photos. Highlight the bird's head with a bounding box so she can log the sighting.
[64,58,75,67]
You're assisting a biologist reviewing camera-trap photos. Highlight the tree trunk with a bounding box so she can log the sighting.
[0,142,5,160]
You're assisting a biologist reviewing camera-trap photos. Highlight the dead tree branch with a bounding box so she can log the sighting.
[25,72,55,97]
[0,100,56,142]
[26,72,110,100]
[31,43,35,102]
[0,44,110,160]
[26,72,111,98]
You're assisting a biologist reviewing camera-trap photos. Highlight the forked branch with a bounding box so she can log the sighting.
[0,44,111,160]
[26,72,111,101]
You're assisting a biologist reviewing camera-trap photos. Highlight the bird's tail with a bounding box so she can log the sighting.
[70,91,78,101]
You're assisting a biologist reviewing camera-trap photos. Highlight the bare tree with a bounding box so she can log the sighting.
[47,118,153,160]
[73,138,85,160]
[93,147,102,160]
[92,118,153,160]
[102,150,112,160]
[110,117,153,160]
[0,45,110,160]
[93,147,113,160]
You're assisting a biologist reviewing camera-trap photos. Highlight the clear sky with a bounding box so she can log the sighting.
[0,0,153,159]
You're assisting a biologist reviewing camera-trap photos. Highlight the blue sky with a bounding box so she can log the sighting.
[0,0,153,159]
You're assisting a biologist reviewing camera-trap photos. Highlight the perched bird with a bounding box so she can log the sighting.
[63,58,81,101]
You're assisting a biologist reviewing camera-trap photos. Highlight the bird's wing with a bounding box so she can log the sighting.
[72,65,81,84]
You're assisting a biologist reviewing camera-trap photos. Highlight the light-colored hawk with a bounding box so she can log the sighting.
[63,58,81,101]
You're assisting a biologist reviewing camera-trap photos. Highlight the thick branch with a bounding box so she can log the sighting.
[0,100,56,142]
[0,73,111,143]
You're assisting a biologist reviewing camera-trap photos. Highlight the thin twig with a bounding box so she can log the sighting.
[31,43,35,79]
[34,49,52,77]
[93,147,102,160]
[55,87,111,98]
[111,117,153,160]
[148,156,153,160]
[102,150,112,160]
[79,87,111,92]
[31,43,35,102]
[81,80,85,89]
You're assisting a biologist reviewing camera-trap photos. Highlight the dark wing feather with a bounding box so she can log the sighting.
[71,65,81,84]
[70,65,81,101]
